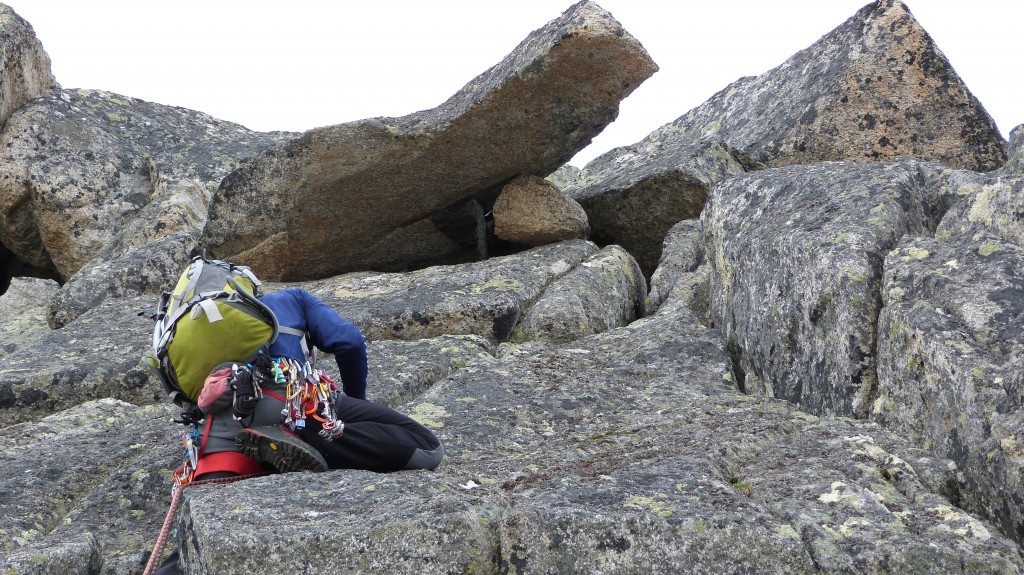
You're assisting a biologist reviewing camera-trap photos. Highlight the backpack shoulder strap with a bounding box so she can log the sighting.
[278,325,310,357]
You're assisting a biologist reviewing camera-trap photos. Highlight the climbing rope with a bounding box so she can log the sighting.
[142,472,268,575]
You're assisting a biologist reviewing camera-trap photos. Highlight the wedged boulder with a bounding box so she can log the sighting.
[0,4,56,130]
[178,296,1024,574]
[0,88,294,281]
[646,219,704,312]
[508,245,645,343]
[565,138,750,276]
[874,226,1024,543]
[492,175,589,246]
[0,399,181,575]
[703,159,945,418]
[201,1,657,281]
[633,0,1005,171]
[289,240,600,342]
[0,276,57,357]
[1003,125,1024,176]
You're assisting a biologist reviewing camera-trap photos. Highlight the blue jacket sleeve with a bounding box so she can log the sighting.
[294,289,368,400]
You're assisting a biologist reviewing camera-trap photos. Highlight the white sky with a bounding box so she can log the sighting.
[7,0,1023,167]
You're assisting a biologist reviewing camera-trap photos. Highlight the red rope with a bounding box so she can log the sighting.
[142,473,269,575]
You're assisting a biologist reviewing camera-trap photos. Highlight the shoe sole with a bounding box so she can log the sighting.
[236,427,328,473]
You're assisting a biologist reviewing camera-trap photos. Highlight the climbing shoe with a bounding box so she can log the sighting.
[235,425,328,473]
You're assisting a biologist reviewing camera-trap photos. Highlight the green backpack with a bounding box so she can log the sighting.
[142,255,280,407]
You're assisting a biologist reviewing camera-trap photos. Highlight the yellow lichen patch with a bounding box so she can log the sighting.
[929,505,992,540]
[469,278,524,295]
[409,403,448,428]
[978,241,1004,257]
[817,481,866,509]
[1000,436,1022,457]
[838,517,873,537]
[623,494,673,517]
[905,247,929,260]
[967,185,998,226]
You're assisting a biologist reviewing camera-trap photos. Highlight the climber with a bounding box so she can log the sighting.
[152,285,442,575]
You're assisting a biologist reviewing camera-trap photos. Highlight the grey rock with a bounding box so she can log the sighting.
[178,300,1024,574]
[659,263,712,327]
[509,245,645,343]
[0,242,598,426]
[702,159,941,418]
[641,0,1006,171]
[647,219,704,312]
[874,222,1024,544]
[0,4,56,130]
[0,534,102,575]
[365,335,495,407]
[0,276,57,357]
[0,399,181,575]
[545,164,582,189]
[0,88,294,280]
[566,138,750,277]
[936,175,1024,247]
[47,230,200,329]
[200,1,657,281]
[492,175,589,246]
[286,240,599,342]
[0,294,158,427]
[1003,124,1024,176]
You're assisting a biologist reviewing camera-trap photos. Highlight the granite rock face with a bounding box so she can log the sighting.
[0,4,56,130]
[703,159,945,418]
[3,1,1024,571]
[0,241,601,427]
[177,300,1024,574]
[565,138,750,276]
[492,175,590,246]
[873,176,1024,544]
[628,0,1005,172]
[200,1,657,281]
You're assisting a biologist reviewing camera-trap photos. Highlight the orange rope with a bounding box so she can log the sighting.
[142,472,269,575]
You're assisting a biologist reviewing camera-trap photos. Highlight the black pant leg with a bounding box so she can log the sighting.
[298,397,441,473]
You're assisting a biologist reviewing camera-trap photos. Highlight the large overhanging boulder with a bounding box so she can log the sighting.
[618,0,1005,172]
[0,4,56,130]
[200,1,657,281]
[702,159,962,419]
[0,88,294,281]
[873,176,1024,544]
[176,300,1024,574]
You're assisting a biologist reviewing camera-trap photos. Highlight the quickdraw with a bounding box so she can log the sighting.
[171,424,201,489]
[278,357,345,439]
